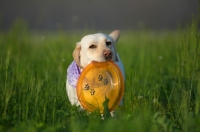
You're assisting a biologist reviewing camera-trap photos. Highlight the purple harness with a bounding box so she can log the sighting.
[67,61,81,88]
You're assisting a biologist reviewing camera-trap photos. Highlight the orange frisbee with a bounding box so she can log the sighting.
[76,61,124,113]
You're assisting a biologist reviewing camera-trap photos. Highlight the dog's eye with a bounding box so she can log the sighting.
[89,45,97,49]
[106,41,112,46]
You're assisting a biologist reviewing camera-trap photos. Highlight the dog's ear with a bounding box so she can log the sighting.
[109,30,120,44]
[73,43,81,68]
[109,30,120,62]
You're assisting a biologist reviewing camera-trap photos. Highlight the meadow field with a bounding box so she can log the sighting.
[0,16,200,131]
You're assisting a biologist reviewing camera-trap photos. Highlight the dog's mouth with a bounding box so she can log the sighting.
[92,55,112,63]
[105,55,112,61]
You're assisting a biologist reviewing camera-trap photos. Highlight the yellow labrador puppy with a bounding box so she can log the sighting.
[66,30,125,116]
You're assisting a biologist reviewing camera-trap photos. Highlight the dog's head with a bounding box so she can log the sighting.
[73,30,120,68]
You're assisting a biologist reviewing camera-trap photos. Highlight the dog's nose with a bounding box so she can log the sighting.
[103,50,112,59]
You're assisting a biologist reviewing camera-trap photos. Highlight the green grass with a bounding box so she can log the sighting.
[0,17,200,132]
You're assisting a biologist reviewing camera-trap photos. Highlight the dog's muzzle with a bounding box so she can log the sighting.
[102,50,112,60]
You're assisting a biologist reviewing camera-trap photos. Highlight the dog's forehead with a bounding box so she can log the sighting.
[81,33,113,43]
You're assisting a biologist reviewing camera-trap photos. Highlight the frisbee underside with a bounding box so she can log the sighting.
[76,61,124,113]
